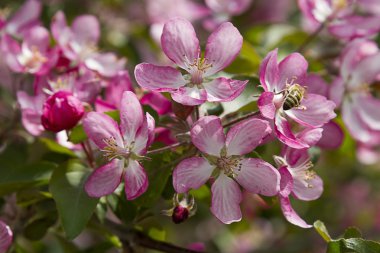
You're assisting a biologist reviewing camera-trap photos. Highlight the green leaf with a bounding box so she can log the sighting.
[327,241,342,253]
[68,125,87,144]
[224,41,261,75]
[314,220,332,242]
[344,227,362,239]
[0,161,56,196]
[50,160,99,239]
[342,238,380,253]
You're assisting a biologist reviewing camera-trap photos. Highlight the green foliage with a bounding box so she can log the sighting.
[49,160,99,239]
[314,221,380,253]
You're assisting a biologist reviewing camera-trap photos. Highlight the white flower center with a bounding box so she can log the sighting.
[184,57,213,85]
[18,46,47,71]
[216,156,242,178]
[101,136,131,161]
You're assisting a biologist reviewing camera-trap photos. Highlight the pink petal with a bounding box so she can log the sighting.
[258,91,276,119]
[191,116,225,156]
[171,86,207,106]
[293,173,323,201]
[279,196,312,228]
[278,53,308,92]
[6,0,41,36]
[24,26,50,52]
[132,113,155,155]
[356,94,380,131]
[161,18,200,69]
[329,77,345,107]
[259,49,279,92]
[282,148,309,168]
[317,121,344,149]
[235,158,280,196]
[51,11,67,42]
[85,52,126,78]
[72,15,100,45]
[17,91,45,136]
[173,157,214,193]
[286,94,336,128]
[350,52,380,90]
[274,113,309,149]
[304,74,329,97]
[342,99,372,142]
[204,77,247,102]
[119,91,144,146]
[226,118,271,155]
[124,160,148,200]
[105,70,134,108]
[83,112,123,149]
[204,22,243,76]
[328,15,380,40]
[85,159,124,198]
[0,220,12,253]
[146,113,156,148]
[140,92,172,115]
[1,35,23,72]
[278,166,293,196]
[211,174,242,224]
[296,128,323,146]
[205,0,252,15]
[134,63,186,91]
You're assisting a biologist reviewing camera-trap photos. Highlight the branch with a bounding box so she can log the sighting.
[222,111,260,128]
[105,220,204,253]
[297,22,326,53]
[146,142,185,155]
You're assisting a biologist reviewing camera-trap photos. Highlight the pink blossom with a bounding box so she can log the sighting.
[173,116,280,224]
[298,0,380,39]
[330,39,380,144]
[51,11,125,77]
[274,147,323,228]
[203,0,253,30]
[146,0,210,42]
[257,49,336,149]
[41,91,84,132]
[1,26,58,75]
[0,220,12,253]
[135,18,247,106]
[17,91,46,136]
[83,91,155,199]
[0,0,41,38]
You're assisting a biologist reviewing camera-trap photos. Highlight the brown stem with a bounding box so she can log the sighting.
[297,22,326,53]
[222,111,260,128]
[81,141,95,168]
[105,220,204,253]
[146,142,185,155]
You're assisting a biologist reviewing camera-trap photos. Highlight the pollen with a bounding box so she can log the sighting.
[216,156,243,178]
[101,136,130,161]
[184,56,213,85]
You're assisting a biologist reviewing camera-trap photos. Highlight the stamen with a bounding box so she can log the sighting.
[183,55,213,85]
[216,156,242,178]
[100,136,130,161]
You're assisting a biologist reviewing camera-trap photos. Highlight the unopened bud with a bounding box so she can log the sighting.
[161,193,196,224]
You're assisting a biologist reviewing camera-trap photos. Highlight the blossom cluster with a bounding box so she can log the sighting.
[1,0,380,250]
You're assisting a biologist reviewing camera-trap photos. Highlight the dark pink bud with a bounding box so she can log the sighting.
[172,205,189,224]
[41,91,84,132]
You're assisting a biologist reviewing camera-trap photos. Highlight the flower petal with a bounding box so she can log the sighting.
[124,160,149,200]
[355,94,380,131]
[140,92,172,115]
[274,113,309,149]
[235,158,280,196]
[204,22,243,76]
[304,74,329,97]
[161,18,200,69]
[350,52,380,90]
[171,86,207,106]
[6,0,41,36]
[286,94,336,128]
[329,77,345,107]
[85,159,124,198]
[146,113,156,148]
[72,15,100,45]
[226,118,271,156]
[173,157,214,193]
[317,121,344,149]
[119,91,144,146]
[85,52,126,78]
[0,220,12,253]
[259,49,279,92]
[279,196,312,228]
[278,53,308,91]
[135,63,186,91]
[191,116,225,156]
[328,15,380,40]
[211,173,242,224]
[258,91,276,119]
[204,77,247,102]
[342,98,372,142]
[296,128,323,146]
[293,173,323,201]
[83,112,123,149]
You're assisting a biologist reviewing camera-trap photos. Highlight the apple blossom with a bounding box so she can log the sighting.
[0,220,12,253]
[257,49,336,149]
[83,91,155,199]
[173,116,280,224]
[135,18,248,106]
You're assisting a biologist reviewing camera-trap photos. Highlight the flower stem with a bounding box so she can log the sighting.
[222,110,260,128]
[146,142,185,155]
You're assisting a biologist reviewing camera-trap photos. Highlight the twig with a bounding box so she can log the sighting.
[81,141,95,168]
[297,22,326,53]
[105,219,204,253]
[146,142,185,155]
[222,111,260,128]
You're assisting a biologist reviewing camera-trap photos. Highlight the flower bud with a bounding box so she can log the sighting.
[41,91,84,132]
[162,193,196,224]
